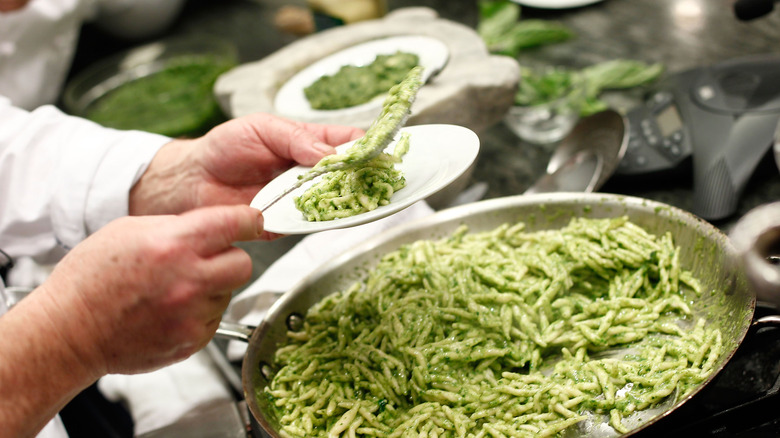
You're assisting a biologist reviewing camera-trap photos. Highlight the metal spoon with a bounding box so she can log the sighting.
[525,109,628,194]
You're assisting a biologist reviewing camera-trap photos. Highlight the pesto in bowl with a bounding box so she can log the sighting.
[303,51,419,110]
[63,37,237,138]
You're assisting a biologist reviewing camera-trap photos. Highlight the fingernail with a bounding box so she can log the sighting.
[256,210,264,235]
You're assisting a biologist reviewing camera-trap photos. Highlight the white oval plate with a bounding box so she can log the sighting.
[252,124,479,235]
[510,0,604,8]
[274,35,449,120]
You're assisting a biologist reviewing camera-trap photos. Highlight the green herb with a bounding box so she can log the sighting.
[477,0,574,57]
[476,1,663,116]
[581,59,666,91]
[516,60,664,115]
[514,66,576,106]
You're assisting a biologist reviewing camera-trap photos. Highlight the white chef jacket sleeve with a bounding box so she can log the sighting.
[0,96,171,262]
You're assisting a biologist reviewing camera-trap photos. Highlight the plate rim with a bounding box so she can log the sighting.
[509,0,604,9]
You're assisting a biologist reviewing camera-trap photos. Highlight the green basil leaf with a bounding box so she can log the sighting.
[582,60,664,90]
[478,0,574,57]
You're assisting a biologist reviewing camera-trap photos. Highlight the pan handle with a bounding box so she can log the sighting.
[215,321,256,343]
[730,201,780,306]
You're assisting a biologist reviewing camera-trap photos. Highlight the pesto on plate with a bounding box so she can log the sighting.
[303,51,419,110]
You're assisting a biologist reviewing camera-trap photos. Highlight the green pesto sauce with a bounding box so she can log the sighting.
[304,51,420,110]
[85,55,234,138]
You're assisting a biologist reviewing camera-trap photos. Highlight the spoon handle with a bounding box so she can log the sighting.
[255,169,324,212]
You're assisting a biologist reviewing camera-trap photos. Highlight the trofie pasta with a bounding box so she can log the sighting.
[263,217,723,437]
[294,133,410,221]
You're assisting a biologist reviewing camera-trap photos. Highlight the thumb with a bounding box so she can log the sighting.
[178,205,263,256]
[249,114,337,166]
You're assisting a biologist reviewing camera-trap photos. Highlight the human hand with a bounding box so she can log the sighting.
[34,204,263,375]
[129,113,364,225]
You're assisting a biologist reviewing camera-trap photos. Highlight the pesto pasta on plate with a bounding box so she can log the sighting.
[251,124,479,234]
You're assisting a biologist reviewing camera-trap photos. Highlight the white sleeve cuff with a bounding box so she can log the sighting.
[83,130,170,236]
[43,110,170,249]
[0,99,170,258]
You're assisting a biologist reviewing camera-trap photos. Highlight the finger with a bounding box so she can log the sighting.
[243,114,331,166]
[202,317,224,344]
[196,246,253,299]
[201,292,234,327]
[300,122,365,147]
[260,230,286,241]
[178,205,263,256]
[250,114,364,166]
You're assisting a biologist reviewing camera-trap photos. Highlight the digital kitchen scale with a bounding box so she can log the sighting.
[616,54,780,220]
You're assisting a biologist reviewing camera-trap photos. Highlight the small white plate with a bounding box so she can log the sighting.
[274,35,449,120]
[510,0,604,8]
[252,124,479,235]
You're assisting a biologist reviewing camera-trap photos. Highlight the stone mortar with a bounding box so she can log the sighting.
[214,7,520,134]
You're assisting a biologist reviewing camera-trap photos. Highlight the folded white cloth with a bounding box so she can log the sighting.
[98,350,234,436]
[98,201,435,435]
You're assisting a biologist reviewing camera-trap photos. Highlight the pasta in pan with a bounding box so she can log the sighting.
[263,217,723,437]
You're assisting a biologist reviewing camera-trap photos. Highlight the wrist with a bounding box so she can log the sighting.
[29,282,106,381]
[129,138,199,215]
[0,285,101,436]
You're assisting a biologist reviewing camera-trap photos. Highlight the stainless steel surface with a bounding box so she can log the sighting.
[1,286,33,309]
[525,109,627,194]
[215,321,256,343]
[775,118,780,172]
[239,192,755,437]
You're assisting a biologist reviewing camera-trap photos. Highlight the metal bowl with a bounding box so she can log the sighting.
[62,36,238,138]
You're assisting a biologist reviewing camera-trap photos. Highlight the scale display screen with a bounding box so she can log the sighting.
[656,104,683,137]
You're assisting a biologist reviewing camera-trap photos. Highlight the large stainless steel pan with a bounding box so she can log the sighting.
[225,192,760,437]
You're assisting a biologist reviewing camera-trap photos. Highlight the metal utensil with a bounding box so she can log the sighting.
[525,109,628,194]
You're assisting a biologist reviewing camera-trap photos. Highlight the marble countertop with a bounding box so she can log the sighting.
[69,0,780,280]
